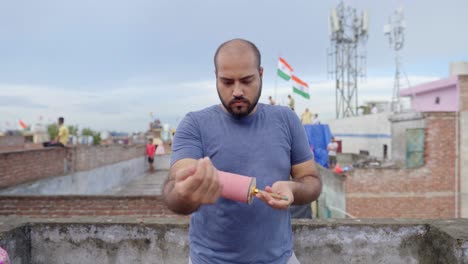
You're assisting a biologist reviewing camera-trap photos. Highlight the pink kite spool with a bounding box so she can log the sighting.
[0,247,10,264]
[217,170,256,204]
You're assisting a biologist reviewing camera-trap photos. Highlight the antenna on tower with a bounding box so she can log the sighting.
[384,7,410,112]
[327,1,369,119]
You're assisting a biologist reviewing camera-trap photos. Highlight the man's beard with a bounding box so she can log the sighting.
[217,80,262,118]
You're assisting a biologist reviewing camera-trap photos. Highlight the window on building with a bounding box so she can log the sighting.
[405,128,425,168]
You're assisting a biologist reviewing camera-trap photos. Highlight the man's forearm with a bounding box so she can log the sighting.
[290,174,322,205]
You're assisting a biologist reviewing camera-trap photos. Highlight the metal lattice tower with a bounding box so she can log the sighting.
[384,8,410,112]
[327,1,369,119]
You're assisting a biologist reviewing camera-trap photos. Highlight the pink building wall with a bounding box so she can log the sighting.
[400,75,459,112]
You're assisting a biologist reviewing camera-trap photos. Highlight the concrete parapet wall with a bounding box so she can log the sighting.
[72,145,145,172]
[0,157,147,195]
[0,225,30,264]
[293,221,427,264]
[1,218,467,264]
[154,153,171,170]
[0,157,344,219]
[31,223,190,264]
[0,148,68,189]
[0,136,25,149]
[317,166,346,218]
[0,145,145,189]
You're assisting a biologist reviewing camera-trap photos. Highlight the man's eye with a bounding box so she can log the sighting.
[241,79,252,85]
[222,80,234,85]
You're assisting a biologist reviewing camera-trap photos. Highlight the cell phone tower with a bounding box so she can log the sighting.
[327,1,369,119]
[384,7,410,112]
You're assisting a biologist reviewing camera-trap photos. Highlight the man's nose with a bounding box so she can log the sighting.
[232,83,244,97]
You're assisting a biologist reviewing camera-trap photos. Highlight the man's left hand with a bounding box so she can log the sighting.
[255,181,294,210]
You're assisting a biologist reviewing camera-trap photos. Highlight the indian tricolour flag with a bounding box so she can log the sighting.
[277,57,293,81]
[18,119,28,130]
[291,75,310,99]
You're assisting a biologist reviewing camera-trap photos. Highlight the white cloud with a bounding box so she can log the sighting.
[0,0,465,134]
[0,77,220,132]
[0,74,443,132]
[265,75,440,122]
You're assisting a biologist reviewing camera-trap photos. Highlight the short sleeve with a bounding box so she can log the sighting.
[287,110,313,165]
[170,113,204,165]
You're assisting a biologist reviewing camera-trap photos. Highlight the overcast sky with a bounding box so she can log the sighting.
[1,0,467,132]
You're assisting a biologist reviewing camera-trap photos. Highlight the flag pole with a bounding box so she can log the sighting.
[289,74,293,110]
[274,53,280,102]
[274,71,278,103]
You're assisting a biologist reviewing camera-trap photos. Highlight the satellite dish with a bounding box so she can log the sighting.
[385,6,409,112]
[383,24,392,34]
[331,8,340,32]
[361,11,369,34]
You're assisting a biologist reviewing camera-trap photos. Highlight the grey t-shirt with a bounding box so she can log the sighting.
[171,103,313,264]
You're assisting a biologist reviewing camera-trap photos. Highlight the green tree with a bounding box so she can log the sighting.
[68,125,79,136]
[81,128,94,136]
[92,133,101,145]
[81,127,101,145]
[47,123,58,140]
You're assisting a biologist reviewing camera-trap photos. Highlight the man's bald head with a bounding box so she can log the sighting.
[214,39,261,71]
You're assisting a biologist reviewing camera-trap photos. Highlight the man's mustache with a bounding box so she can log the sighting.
[229,97,249,105]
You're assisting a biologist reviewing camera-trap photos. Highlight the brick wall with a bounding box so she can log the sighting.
[0,145,145,189]
[0,136,25,148]
[0,148,67,189]
[0,195,183,218]
[459,75,468,111]
[346,112,457,218]
[72,145,145,172]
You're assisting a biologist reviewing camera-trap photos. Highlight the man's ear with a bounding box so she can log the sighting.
[259,67,264,77]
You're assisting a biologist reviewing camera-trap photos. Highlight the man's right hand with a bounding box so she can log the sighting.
[164,157,223,214]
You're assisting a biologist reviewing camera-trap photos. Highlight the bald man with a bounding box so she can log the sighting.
[163,39,322,264]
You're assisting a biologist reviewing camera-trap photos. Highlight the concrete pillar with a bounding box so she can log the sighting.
[458,75,468,218]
